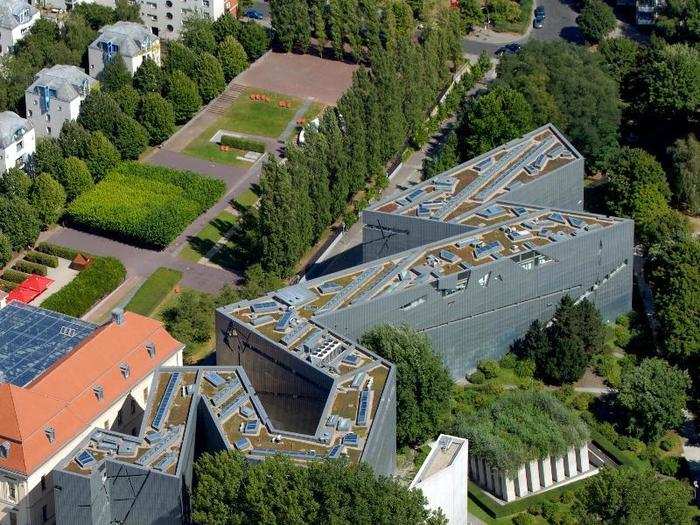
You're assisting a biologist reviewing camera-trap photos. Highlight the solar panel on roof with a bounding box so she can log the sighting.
[75,450,97,469]
[474,241,502,259]
[243,420,260,435]
[153,452,177,472]
[318,281,342,294]
[281,321,310,346]
[219,393,249,422]
[151,372,181,430]
[136,426,182,467]
[351,371,366,389]
[567,216,585,228]
[356,390,370,426]
[275,310,294,332]
[118,441,137,455]
[405,188,424,202]
[274,285,316,307]
[440,250,459,263]
[0,302,96,387]
[250,300,278,314]
[477,205,505,219]
[343,433,359,446]
[342,353,359,366]
[548,212,566,224]
[234,437,251,450]
[240,405,254,418]
[204,371,226,387]
[211,378,241,407]
[327,444,344,459]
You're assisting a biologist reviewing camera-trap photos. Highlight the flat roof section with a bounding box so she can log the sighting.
[0,301,96,386]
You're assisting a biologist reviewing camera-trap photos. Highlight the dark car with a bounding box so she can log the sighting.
[495,43,523,57]
[533,17,544,28]
[245,9,264,19]
[534,5,546,19]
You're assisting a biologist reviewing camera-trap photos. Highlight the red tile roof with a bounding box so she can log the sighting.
[0,311,183,476]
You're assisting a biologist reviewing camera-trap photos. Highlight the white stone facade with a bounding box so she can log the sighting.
[0,0,38,56]
[469,444,595,502]
[140,0,234,40]
[88,21,161,78]
[0,111,34,173]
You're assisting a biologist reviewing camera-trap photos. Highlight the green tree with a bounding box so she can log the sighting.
[0,168,31,199]
[618,358,690,441]
[605,147,670,217]
[212,12,240,42]
[668,133,700,213]
[111,115,149,159]
[32,138,64,178]
[312,4,326,56]
[630,184,675,245]
[360,324,453,447]
[115,0,142,22]
[0,233,11,268]
[29,173,66,226]
[166,70,202,123]
[217,35,248,81]
[58,156,94,201]
[656,0,700,44]
[459,0,485,30]
[77,91,121,134]
[541,323,588,384]
[578,0,616,44]
[194,53,225,103]
[73,3,116,30]
[111,84,140,117]
[164,40,198,76]
[0,197,41,250]
[182,15,217,54]
[133,57,163,93]
[599,37,639,84]
[162,289,214,349]
[85,131,120,181]
[512,319,550,363]
[236,21,270,60]
[270,0,300,52]
[577,466,694,524]
[139,92,175,145]
[100,56,132,92]
[457,85,534,159]
[636,43,700,121]
[58,121,91,158]
[63,14,96,56]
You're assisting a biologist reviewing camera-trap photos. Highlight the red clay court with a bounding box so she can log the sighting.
[234,52,358,105]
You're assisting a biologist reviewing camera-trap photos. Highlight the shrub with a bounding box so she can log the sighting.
[13,260,47,276]
[2,269,29,283]
[220,135,266,153]
[477,359,499,379]
[615,435,646,454]
[578,0,616,44]
[0,233,11,268]
[500,352,518,369]
[41,257,126,317]
[0,279,18,292]
[125,267,182,316]
[24,251,59,268]
[66,163,225,248]
[35,242,79,260]
[652,455,680,477]
[468,370,486,384]
[659,434,680,452]
[512,513,537,525]
[514,358,535,378]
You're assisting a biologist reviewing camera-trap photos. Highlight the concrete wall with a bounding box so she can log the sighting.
[360,366,397,477]
[26,92,84,139]
[0,129,35,173]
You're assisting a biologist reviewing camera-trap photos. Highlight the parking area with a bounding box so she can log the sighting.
[234,51,358,105]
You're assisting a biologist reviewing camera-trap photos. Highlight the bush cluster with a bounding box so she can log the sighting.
[220,135,266,153]
[1,269,28,284]
[41,256,126,317]
[35,242,79,260]
[13,260,48,276]
[0,279,18,292]
[24,251,59,268]
[66,163,225,248]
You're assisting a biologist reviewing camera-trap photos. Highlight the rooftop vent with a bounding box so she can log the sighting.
[44,427,55,443]
[93,384,104,400]
[0,441,10,458]
[111,308,125,325]
[119,362,130,379]
[145,341,156,358]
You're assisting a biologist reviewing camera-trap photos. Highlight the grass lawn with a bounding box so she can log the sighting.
[301,101,326,122]
[232,188,260,210]
[125,267,182,316]
[224,88,302,138]
[182,123,250,167]
[179,210,237,263]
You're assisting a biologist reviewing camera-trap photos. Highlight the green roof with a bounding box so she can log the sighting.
[454,390,589,475]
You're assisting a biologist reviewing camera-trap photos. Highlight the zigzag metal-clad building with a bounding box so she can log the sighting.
[218,124,633,381]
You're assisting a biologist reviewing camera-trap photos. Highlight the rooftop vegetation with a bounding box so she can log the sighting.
[454,389,590,475]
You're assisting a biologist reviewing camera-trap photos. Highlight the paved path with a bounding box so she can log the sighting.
[279,98,312,143]
[680,412,700,504]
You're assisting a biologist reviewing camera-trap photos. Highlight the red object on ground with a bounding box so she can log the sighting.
[7,275,54,303]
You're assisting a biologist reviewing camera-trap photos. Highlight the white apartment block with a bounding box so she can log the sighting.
[410,435,469,525]
[0,111,34,173]
[88,21,161,78]
[469,444,595,502]
[25,65,97,139]
[140,0,235,40]
[0,0,38,55]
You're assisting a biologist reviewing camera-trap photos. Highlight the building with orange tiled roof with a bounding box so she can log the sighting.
[0,302,184,525]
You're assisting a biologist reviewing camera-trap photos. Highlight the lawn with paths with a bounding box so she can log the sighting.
[125,267,183,316]
[179,210,238,263]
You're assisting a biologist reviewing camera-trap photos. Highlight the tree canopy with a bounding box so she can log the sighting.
[360,324,453,448]
[578,0,616,44]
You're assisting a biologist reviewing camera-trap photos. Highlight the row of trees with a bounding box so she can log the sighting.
[245,6,462,276]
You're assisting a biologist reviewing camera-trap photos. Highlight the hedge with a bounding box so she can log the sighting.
[2,269,30,283]
[0,279,18,292]
[220,134,266,153]
[35,242,79,260]
[66,163,225,248]
[13,260,48,276]
[41,256,126,317]
[589,428,645,469]
[24,251,59,268]
[125,267,182,316]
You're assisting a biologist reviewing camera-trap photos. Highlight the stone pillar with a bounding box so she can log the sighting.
[551,455,565,482]
[477,458,487,487]
[492,469,501,498]
[576,444,590,473]
[469,455,477,481]
[526,460,541,492]
[538,456,553,487]
[564,447,577,477]
[485,462,495,492]
[501,473,516,502]
[515,466,528,497]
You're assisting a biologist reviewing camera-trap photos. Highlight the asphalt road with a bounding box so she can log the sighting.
[462,0,582,55]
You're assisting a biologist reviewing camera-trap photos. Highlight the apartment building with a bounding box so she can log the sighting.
[0,0,38,55]
[140,0,236,40]
[0,111,34,173]
[88,21,160,78]
[25,65,97,139]
[0,303,183,525]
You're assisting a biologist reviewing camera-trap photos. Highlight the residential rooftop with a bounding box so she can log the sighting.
[90,21,158,57]
[369,124,580,225]
[0,111,32,148]
[0,0,36,30]
[27,65,96,103]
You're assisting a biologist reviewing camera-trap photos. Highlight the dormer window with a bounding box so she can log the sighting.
[0,441,10,458]
[146,342,156,358]
[44,427,55,443]
[93,385,104,400]
[119,362,130,379]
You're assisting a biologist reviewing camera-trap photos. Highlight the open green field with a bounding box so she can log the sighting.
[125,267,183,316]
[179,210,237,263]
[182,125,249,166]
[224,88,302,137]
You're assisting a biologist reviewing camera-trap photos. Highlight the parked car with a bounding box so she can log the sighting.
[534,5,546,19]
[495,43,523,57]
[245,9,264,19]
[533,16,544,28]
